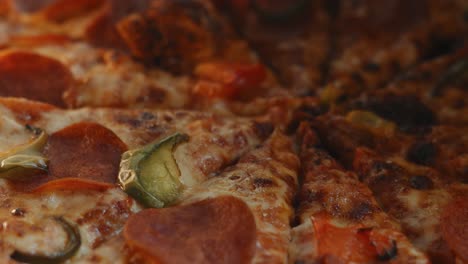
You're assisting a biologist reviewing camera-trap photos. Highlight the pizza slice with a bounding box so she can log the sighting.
[290,123,428,263]
[301,110,468,262]
[124,129,299,263]
[0,97,282,263]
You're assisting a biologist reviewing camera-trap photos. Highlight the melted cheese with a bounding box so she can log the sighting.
[0,102,276,263]
[29,43,192,109]
[0,180,142,263]
[181,131,299,263]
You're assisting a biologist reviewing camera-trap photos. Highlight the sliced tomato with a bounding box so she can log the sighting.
[32,178,114,193]
[312,216,397,262]
[193,62,266,100]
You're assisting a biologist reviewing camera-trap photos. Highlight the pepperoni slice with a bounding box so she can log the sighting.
[0,0,10,15]
[8,34,71,47]
[0,97,56,123]
[124,196,256,264]
[32,178,114,193]
[0,51,74,108]
[44,122,127,184]
[441,198,468,262]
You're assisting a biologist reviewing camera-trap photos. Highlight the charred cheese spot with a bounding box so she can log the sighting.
[44,122,127,185]
[409,175,434,190]
[253,121,274,140]
[406,141,437,166]
[348,202,376,221]
[124,196,256,264]
[252,177,277,189]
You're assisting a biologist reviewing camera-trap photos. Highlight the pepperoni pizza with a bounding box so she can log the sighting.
[0,0,467,263]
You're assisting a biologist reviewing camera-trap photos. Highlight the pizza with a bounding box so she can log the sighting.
[0,0,467,263]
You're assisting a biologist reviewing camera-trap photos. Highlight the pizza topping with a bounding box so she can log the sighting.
[0,127,48,180]
[312,217,398,262]
[32,178,114,193]
[0,97,56,123]
[365,229,398,261]
[440,198,468,262]
[0,51,73,108]
[124,196,256,264]
[252,0,310,21]
[45,122,127,184]
[345,110,396,136]
[10,216,81,264]
[8,34,72,47]
[119,133,188,208]
[117,0,220,73]
[193,62,267,100]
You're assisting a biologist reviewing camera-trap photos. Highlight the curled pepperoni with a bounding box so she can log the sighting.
[441,198,468,262]
[44,122,127,184]
[124,196,256,264]
[0,51,74,108]
[32,178,114,193]
[0,97,56,123]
